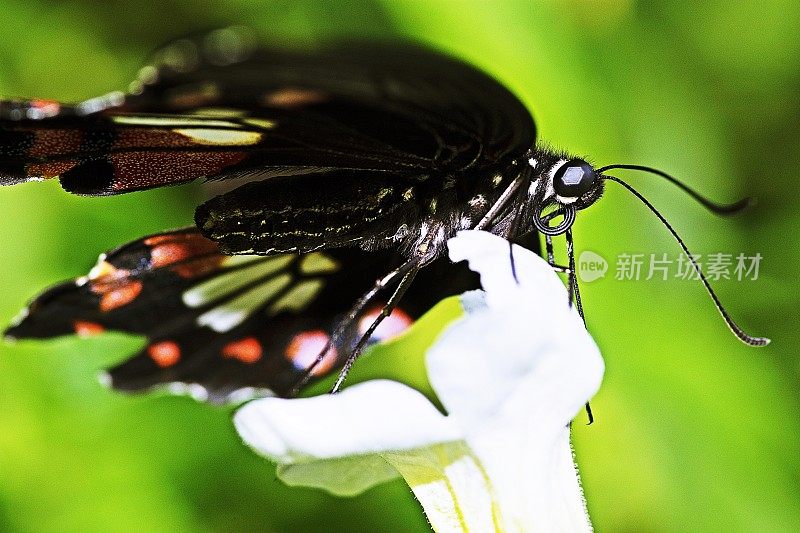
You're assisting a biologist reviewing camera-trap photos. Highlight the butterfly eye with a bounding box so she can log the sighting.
[553,159,597,198]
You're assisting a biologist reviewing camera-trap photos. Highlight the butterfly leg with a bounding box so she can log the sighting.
[326,221,454,392]
[329,263,420,393]
[565,229,585,319]
[290,258,420,395]
[544,234,572,274]
[564,228,593,424]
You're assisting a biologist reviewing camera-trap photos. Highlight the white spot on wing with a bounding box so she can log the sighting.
[97,372,112,387]
[167,382,210,402]
[7,306,29,328]
[393,224,409,241]
[77,91,125,115]
[227,387,275,403]
[189,107,248,118]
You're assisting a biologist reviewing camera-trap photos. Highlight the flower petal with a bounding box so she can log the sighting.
[429,230,604,531]
[437,231,599,429]
[234,379,463,495]
[448,229,571,312]
[277,455,398,497]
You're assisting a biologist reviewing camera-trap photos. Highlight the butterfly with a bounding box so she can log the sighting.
[0,27,768,403]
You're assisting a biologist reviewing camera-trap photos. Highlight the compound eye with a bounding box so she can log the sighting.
[553,159,596,198]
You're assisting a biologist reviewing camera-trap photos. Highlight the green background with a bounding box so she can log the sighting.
[0,1,798,531]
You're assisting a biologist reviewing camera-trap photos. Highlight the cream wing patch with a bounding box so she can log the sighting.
[111,115,241,128]
[197,274,292,332]
[173,128,263,146]
[183,256,293,307]
[299,252,339,275]
[184,253,338,333]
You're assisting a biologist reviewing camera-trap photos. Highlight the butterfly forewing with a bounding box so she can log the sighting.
[1,31,534,199]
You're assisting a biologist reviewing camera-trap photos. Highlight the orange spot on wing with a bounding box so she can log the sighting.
[222,337,263,364]
[86,262,143,311]
[285,330,338,377]
[148,341,181,367]
[86,262,142,311]
[145,231,219,254]
[145,233,223,278]
[73,320,105,337]
[96,280,143,312]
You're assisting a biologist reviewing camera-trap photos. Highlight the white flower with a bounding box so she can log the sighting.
[235,230,604,532]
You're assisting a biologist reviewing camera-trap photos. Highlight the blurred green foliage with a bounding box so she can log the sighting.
[0,1,798,531]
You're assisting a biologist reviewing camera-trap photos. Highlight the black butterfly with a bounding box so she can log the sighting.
[0,28,767,402]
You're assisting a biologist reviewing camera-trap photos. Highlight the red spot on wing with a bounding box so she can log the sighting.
[222,337,263,364]
[285,330,338,377]
[148,341,181,368]
[358,306,414,342]
[97,281,143,311]
[73,320,105,337]
[145,232,222,278]
[87,263,143,312]
[90,277,143,312]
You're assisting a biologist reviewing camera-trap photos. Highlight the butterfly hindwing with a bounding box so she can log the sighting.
[6,228,481,401]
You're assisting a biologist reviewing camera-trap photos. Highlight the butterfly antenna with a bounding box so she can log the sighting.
[596,164,752,215]
[565,229,593,424]
[603,175,769,346]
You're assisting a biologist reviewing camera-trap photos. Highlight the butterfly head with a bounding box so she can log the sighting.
[528,155,604,236]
